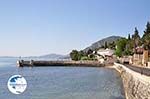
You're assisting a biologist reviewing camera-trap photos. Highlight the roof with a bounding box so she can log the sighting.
[135,47,144,54]
[97,49,114,56]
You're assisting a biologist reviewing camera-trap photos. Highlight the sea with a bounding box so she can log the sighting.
[0,57,125,99]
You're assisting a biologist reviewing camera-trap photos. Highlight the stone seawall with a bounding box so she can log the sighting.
[17,60,107,67]
[114,63,150,99]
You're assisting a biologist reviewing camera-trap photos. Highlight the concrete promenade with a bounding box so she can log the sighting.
[114,63,150,99]
[17,60,108,67]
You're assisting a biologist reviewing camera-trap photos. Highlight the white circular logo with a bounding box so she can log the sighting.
[7,75,27,94]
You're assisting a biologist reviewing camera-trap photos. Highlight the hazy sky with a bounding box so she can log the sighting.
[0,0,150,56]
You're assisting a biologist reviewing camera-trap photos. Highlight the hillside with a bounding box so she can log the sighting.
[83,36,122,52]
[39,54,70,59]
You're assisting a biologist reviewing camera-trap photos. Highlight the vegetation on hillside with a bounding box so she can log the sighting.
[70,21,150,60]
[70,49,97,61]
[115,21,150,57]
[83,36,121,52]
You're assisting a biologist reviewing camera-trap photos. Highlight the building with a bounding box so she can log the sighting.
[97,48,114,57]
[95,48,115,64]
[132,47,144,66]
[132,46,150,67]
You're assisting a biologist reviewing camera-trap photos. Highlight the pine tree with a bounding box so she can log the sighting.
[132,27,140,48]
[128,34,131,40]
[142,22,150,50]
[143,22,150,38]
[104,42,108,49]
[133,27,140,39]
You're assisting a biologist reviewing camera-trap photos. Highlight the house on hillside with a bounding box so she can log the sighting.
[97,48,114,57]
[95,48,114,63]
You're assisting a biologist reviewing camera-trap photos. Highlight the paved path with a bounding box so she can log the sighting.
[124,64,150,76]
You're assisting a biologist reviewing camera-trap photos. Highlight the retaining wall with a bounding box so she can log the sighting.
[114,63,150,99]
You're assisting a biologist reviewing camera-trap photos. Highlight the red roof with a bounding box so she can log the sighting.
[135,47,144,54]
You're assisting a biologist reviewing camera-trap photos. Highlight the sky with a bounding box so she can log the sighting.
[0,0,150,56]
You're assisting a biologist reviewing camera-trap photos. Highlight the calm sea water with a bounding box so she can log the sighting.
[0,58,125,99]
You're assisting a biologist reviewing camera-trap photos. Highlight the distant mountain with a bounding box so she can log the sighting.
[83,36,122,52]
[0,56,18,58]
[22,54,70,60]
[0,54,70,60]
[38,54,70,59]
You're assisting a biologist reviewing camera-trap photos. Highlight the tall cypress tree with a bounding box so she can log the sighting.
[133,27,140,39]
[142,22,150,50]
[132,27,140,48]
[143,22,150,38]
[104,41,108,49]
[128,34,131,40]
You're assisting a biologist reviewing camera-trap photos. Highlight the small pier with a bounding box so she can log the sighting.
[16,60,107,67]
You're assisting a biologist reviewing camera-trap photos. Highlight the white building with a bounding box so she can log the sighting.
[97,48,114,57]
[95,48,114,63]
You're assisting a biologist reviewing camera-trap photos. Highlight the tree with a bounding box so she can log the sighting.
[104,41,108,49]
[108,41,115,49]
[115,38,128,57]
[70,50,92,61]
[127,38,134,55]
[100,45,105,48]
[128,34,131,40]
[79,50,87,56]
[70,50,80,61]
[143,34,150,50]
[87,49,93,55]
[132,27,141,48]
[143,22,150,38]
[134,27,140,38]
[142,22,150,50]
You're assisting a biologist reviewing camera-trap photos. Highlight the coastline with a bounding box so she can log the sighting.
[18,59,150,98]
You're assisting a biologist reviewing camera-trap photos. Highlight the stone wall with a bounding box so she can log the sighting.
[114,63,150,99]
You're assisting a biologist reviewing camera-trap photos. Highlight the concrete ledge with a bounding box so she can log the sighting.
[17,60,106,67]
[114,63,150,99]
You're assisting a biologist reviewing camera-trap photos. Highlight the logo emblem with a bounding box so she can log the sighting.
[7,75,27,94]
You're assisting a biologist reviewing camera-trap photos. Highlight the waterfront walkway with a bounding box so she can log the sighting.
[17,60,150,76]
[124,64,150,76]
